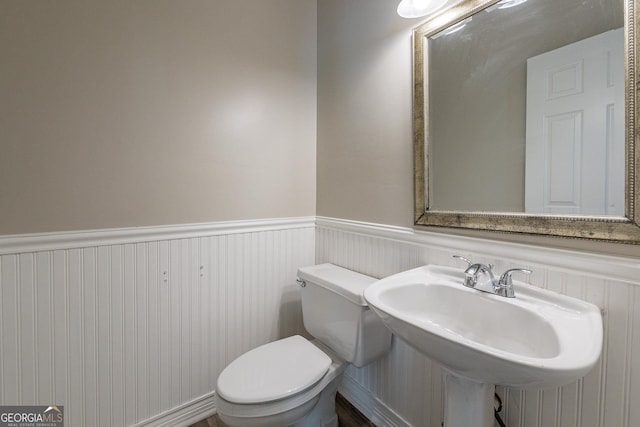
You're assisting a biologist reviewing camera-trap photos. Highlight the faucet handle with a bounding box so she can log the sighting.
[499,268,532,285]
[453,256,477,288]
[452,255,473,266]
[496,268,532,297]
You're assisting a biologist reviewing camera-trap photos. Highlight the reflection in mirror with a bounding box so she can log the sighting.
[413,0,640,243]
[428,0,623,214]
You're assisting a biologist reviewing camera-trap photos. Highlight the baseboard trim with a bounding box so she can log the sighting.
[339,373,412,427]
[132,379,407,427]
[0,216,315,255]
[132,392,216,427]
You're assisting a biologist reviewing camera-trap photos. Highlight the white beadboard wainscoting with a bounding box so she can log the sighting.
[2,215,639,427]
[0,217,315,427]
[317,217,640,427]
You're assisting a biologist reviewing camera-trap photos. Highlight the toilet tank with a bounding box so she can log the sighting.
[297,263,392,368]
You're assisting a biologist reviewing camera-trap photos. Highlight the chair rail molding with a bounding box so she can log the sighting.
[0,216,316,255]
[315,217,640,284]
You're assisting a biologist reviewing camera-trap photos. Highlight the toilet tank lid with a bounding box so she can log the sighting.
[297,263,376,306]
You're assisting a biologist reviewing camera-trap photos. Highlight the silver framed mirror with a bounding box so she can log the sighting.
[413,0,640,243]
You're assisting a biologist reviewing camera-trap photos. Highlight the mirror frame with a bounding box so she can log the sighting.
[413,0,640,243]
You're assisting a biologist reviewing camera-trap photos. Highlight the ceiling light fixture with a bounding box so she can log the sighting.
[397,0,448,18]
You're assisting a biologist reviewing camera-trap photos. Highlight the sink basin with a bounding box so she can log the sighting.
[364,264,603,427]
[364,265,602,388]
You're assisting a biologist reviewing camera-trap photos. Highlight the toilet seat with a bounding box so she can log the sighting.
[217,335,332,404]
[215,337,347,423]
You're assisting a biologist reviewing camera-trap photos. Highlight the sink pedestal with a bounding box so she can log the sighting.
[444,374,494,427]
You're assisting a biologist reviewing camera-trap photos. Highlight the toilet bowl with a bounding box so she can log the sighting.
[214,264,392,427]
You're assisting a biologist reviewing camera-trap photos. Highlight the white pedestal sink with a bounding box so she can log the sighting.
[363,265,603,427]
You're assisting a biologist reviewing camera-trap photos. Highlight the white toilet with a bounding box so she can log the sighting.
[215,263,393,427]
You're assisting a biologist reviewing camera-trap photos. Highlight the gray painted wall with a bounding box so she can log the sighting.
[0,0,317,235]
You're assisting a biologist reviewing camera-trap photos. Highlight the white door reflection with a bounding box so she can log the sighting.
[525,28,624,215]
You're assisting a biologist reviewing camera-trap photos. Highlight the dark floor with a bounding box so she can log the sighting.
[189,393,375,427]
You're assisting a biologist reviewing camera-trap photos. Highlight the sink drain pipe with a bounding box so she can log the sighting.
[494,393,506,427]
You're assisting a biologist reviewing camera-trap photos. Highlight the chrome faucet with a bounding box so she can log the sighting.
[453,255,531,298]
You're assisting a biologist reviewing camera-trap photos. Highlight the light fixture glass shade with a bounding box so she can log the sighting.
[397,0,448,18]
